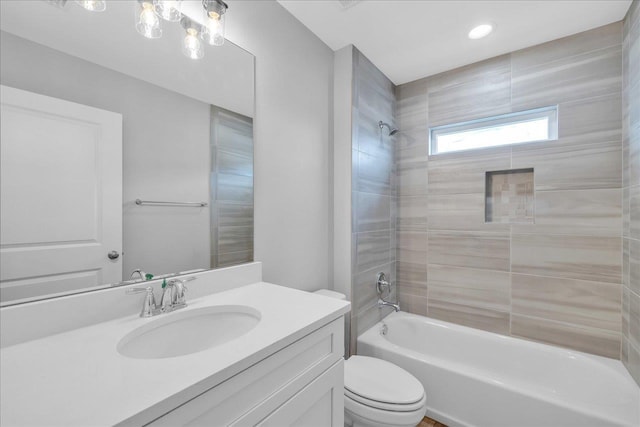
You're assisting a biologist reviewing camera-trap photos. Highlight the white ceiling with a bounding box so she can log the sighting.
[278,0,632,85]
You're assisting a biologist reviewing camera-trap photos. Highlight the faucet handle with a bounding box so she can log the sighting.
[126,287,157,317]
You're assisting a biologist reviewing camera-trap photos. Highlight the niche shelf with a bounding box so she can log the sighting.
[485,168,534,224]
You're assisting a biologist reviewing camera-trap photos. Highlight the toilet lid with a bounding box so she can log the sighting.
[344,356,425,406]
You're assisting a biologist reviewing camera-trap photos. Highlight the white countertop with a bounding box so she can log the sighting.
[0,282,350,426]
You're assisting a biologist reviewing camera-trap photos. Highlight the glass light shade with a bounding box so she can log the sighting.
[183,29,204,59]
[75,0,106,12]
[153,0,182,22]
[135,1,162,39]
[201,11,225,46]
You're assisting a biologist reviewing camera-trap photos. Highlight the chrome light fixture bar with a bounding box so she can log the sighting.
[64,0,229,59]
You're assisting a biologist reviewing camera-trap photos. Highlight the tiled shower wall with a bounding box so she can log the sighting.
[396,23,624,358]
[623,0,640,385]
[351,48,397,352]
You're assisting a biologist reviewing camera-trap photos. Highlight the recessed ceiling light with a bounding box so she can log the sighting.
[468,24,493,40]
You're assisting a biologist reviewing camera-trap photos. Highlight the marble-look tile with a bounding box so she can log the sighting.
[217,204,253,228]
[356,120,393,159]
[623,286,630,339]
[624,238,630,288]
[355,230,392,274]
[426,54,510,94]
[428,71,511,127]
[624,187,631,239]
[428,192,508,232]
[218,225,253,254]
[630,238,640,295]
[217,173,253,203]
[427,264,510,312]
[630,185,640,239]
[427,231,510,272]
[631,289,640,350]
[397,160,428,197]
[354,192,391,233]
[396,80,428,131]
[395,126,429,155]
[215,150,253,177]
[558,93,622,146]
[511,274,621,331]
[356,287,397,336]
[397,195,428,232]
[511,314,621,358]
[398,289,429,317]
[396,257,428,289]
[512,141,621,191]
[511,22,622,72]
[512,45,622,110]
[428,147,511,195]
[356,150,392,195]
[511,234,622,284]
[427,298,510,335]
[512,189,622,236]
[624,338,640,386]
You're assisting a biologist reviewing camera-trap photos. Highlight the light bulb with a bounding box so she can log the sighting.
[153,0,182,22]
[201,12,225,46]
[75,0,106,12]
[136,1,162,39]
[183,29,204,59]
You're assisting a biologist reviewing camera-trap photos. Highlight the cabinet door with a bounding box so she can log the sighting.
[253,360,344,427]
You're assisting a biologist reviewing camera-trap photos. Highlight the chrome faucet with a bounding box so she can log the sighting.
[376,272,400,312]
[126,276,195,317]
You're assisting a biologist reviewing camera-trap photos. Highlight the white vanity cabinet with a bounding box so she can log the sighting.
[145,318,344,427]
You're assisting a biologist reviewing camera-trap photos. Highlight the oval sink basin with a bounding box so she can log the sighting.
[117,305,261,359]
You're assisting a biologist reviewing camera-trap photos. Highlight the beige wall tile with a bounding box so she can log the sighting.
[426,54,510,94]
[428,192,508,231]
[428,298,510,335]
[630,238,640,294]
[511,22,622,72]
[355,192,391,232]
[397,195,428,232]
[512,273,621,331]
[428,147,511,195]
[558,93,622,146]
[428,71,511,127]
[511,234,622,283]
[512,141,621,191]
[511,314,621,358]
[512,189,621,236]
[511,234,622,284]
[512,45,621,110]
[428,264,510,312]
[428,231,510,271]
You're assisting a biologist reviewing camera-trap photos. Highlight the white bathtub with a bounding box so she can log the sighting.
[357,312,640,427]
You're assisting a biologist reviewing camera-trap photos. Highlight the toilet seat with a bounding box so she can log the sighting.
[344,356,426,412]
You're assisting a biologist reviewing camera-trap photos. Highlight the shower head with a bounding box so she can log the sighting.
[379,121,399,136]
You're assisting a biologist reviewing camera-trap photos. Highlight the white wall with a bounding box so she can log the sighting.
[226,1,335,291]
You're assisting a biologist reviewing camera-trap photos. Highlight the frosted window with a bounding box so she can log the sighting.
[430,106,558,155]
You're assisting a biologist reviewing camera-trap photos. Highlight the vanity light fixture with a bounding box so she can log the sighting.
[153,0,183,22]
[181,16,205,59]
[135,0,162,39]
[468,23,493,40]
[65,0,229,59]
[201,0,228,46]
[74,0,106,12]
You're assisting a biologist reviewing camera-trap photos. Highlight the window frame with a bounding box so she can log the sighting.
[429,105,559,156]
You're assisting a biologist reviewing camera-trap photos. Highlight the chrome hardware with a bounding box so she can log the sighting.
[160,277,195,313]
[126,287,158,317]
[107,250,120,260]
[135,199,208,207]
[376,271,400,312]
[130,269,146,281]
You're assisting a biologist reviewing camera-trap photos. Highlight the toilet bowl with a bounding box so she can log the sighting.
[312,290,427,427]
[344,356,427,427]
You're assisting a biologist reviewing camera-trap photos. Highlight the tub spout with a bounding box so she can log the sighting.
[378,298,400,312]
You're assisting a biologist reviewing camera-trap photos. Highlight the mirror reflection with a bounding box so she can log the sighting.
[0,0,255,306]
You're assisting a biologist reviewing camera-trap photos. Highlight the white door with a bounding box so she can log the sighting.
[0,85,122,304]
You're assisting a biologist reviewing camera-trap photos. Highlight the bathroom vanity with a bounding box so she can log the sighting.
[0,263,350,426]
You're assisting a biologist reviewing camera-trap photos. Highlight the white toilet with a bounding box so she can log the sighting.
[313,290,427,427]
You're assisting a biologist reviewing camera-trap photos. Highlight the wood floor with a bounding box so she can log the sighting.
[418,415,448,427]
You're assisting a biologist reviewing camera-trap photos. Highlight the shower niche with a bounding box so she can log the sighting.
[485,168,534,224]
